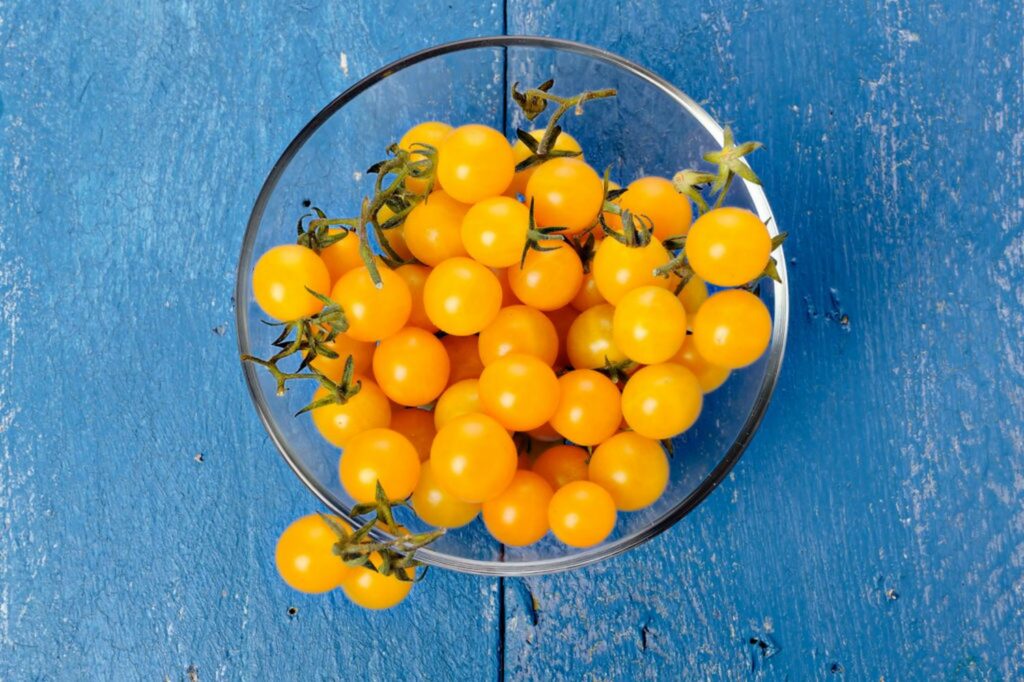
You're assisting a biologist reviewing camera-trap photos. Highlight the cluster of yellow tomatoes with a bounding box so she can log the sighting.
[255,119,774,608]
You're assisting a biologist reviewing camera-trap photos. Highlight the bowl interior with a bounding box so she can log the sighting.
[238,38,787,576]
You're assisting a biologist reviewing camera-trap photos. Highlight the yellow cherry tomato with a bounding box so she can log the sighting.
[549,369,621,446]
[339,427,421,503]
[437,124,515,203]
[570,271,606,311]
[331,266,411,342]
[375,204,414,260]
[531,444,589,489]
[395,264,438,333]
[692,289,772,368]
[479,354,560,431]
[308,331,375,381]
[668,334,730,393]
[461,196,530,268]
[441,334,485,385]
[494,266,520,307]
[311,378,391,447]
[507,241,584,311]
[548,481,617,548]
[588,432,669,511]
[372,328,450,406]
[411,461,480,528]
[275,514,350,593]
[399,120,452,195]
[685,207,771,286]
[507,129,583,197]
[478,304,559,366]
[252,244,331,321]
[605,176,693,241]
[402,190,470,266]
[430,413,518,503]
[591,237,672,304]
[677,275,709,320]
[433,379,482,431]
[340,552,414,610]
[620,363,703,439]
[525,157,604,234]
[482,470,554,546]
[388,407,435,461]
[423,257,502,335]
[612,286,687,364]
[319,230,364,283]
[544,306,577,370]
[566,304,626,370]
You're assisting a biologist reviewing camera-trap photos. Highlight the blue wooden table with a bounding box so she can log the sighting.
[2,2,1022,679]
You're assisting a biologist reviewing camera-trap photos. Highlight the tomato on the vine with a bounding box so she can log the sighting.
[398,120,452,195]
[620,363,703,439]
[411,461,480,528]
[525,157,604,234]
[588,432,669,511]
[591,237,671,304]
[691,289,772,369]
[318,231,364,283]
[372,328,449,406]
[339,427,421,503]
[482,470,554,546]
[437,124,515,203]
[331,266,411,342]
[253,244,331,321]
[308,332,375,381]
[402,190,470,266]
[566,304,625,370]
[461,196,530,268]
[340,553,414,610]
[507,129,582,197]
[311,378,391,447]
[275,514,350,593]
[605,176,693,241]
[507,241,584,311]
[685,207,771,286]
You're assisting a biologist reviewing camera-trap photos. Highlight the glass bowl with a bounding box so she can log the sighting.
[236,36,788,576]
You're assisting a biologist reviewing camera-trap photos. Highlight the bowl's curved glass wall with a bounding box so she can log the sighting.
[237,38,787,575]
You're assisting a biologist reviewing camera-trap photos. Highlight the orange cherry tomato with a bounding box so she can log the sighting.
[339,427,421,503]
[692,289,772,369]
[423,257,503,335]
[507,129,582,197]
[395,264,438,333]
[398,120,452,195]
[549,369,621,446]
[531,444,589,489]
[331,266,411,342]
[482,470,554,546]
[478,304,559,366]
[433,379,482,431]
[402,190,470,266]
[340,552,414,610]
[525,157,604,234]
[547,481,617,548]
[588,432,669,511]
[544,306,578,369]
[311,378,391,447]
[566,304,626,370]
[620,363,703,439]
[372,328,450,406]
[668,334,730,393]
[430,413,518,503]
[494,266,520,307]
[319,230,364,283]
[507,241,584,311]
[441,334,485,385]
[411,461,480,528]
[437,124,515,203]
[461,196,530,268]
[375,205,414,261]
[570,271,606,311]
[275,514,350,593]
[685,207,771,286]
[677,275,709,320]
[252,244,331,321]
[611,286,687,364]
[605,176,692,241]
[388,407,436,461]
[591,237,671,304]
[308,331,375,381]
[478,354,561,431]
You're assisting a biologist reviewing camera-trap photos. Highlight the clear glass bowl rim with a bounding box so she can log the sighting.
[235,35,789,577]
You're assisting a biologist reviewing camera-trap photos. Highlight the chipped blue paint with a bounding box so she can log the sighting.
[0,1,1021,680]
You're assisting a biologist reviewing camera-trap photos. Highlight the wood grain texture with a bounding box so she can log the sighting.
[0,2,502,679]
[504,0,1024,679]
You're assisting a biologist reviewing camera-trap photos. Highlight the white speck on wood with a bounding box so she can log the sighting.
[339,52,349,76]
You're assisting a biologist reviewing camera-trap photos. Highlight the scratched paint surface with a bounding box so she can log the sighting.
[0,1,1022,681]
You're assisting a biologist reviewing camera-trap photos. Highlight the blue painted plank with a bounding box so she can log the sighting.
[0,3,503,679]
[505,0,1024,679]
